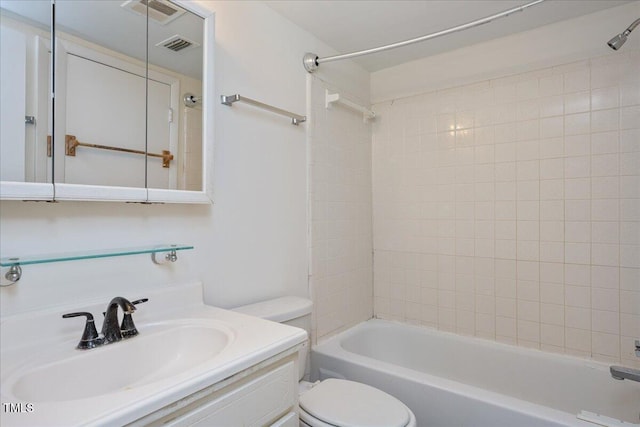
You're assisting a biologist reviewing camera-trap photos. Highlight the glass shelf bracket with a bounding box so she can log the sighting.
[0,244,194,286]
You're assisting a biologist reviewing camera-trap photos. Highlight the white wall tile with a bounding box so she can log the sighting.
[566,306,591,329]
[591,131,619,155]
[372,52,638,364]
[564,69,590,93]
[565,285,591,308]
[565,327,591,352]
[591,87,619,111]
[565,199,591,221]
[591,63,620,90]
[620,106,640,130]
[565,221,590,243]
[592,222,619,244]
[539,75,563,97]
[565,113,590,135]
[565,92,590,114]
[592,109,620,133]
[540,158,564,180]
[540,179,564,200]
[540,137,565,159]
[541,302,565,325]
[621,314,640,338]
[620,222,640,245]
[592,287,620,312]
[539,242,564,263]
[565,136,591,158]
[541,200,564,220]
[592,332,620,358]
[565,156,591,178]
[592,176,619,199]
[591,243,620,266]
[312,78,373,341]
[592,265,619,289]
[565,243,590,264]
[565,263,590,286]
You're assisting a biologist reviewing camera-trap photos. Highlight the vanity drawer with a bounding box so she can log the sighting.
[140,355,298,427]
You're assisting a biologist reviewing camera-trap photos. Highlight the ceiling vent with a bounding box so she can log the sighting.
[121,0,186,25]
[156,35,200,52]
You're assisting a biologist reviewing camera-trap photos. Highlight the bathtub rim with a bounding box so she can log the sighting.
[317,318,615,373]
[311,318,637,427]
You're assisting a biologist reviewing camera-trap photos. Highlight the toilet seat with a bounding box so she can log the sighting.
[298,379,415,427]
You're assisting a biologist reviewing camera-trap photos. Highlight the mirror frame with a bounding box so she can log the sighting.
[0,1,214,204]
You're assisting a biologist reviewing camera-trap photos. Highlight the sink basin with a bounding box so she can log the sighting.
[7,320,233,402]
[1,283,308,427]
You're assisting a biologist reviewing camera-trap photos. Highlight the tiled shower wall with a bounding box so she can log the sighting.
[372,50,640,367]
[308,76,373,343]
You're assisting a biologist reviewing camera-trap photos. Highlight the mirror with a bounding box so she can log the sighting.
[0,0,53,200]
[54,0,204,197]
[0,0,210,203]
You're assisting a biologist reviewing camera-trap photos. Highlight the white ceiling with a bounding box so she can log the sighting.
[0,0,203,79]
[264,0,634,72]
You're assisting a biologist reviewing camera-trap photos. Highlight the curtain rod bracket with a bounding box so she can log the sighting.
[303,52,319,73]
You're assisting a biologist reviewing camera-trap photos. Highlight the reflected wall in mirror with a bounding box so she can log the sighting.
[146,0,204,191]
[0,0,52,186]
[54,0,204,191]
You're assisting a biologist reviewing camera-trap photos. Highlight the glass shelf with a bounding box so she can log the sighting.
[0,244,194,267]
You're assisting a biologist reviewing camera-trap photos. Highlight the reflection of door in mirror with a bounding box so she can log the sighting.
[54,0,203,192]
[58,41,177,189]
[0,2,52,184]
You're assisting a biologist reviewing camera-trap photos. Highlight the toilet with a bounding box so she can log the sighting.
[233,297,417,427]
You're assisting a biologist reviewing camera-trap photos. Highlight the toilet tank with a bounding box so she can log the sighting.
[232,297,312,380]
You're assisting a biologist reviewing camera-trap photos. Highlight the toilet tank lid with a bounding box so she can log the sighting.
[232,296,313,322]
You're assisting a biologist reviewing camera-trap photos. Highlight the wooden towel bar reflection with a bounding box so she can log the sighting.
[65,134,174,168]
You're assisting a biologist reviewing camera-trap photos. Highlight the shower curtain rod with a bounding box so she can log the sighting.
[303,0,546,73]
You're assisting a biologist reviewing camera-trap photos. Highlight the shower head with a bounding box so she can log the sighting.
[608,18,640,51]
[607,33,627,50]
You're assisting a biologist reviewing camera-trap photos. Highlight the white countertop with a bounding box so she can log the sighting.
[0,282,307,427]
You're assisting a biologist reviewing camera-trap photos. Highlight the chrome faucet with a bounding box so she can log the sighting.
[610,366,640,382]
[609,340,640,383]
[63,296,146,349]
[101,297,136,344]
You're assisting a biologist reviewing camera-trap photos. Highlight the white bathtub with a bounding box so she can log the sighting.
[310,320,640,427]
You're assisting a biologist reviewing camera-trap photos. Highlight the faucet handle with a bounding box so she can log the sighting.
[62,312,102,349]
[120,298,148,338]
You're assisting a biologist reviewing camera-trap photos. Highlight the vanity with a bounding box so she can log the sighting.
[0,1,306,423]
[0,0,213,204]
[0,282,307,426]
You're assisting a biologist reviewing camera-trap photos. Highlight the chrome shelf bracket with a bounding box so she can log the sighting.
[2,264,22,286]
[151,249,178,265]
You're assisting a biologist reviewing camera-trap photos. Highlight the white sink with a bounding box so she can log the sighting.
[6,320,233,402]
[0,282,308,427]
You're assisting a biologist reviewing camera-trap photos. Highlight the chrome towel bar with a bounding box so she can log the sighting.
[221,94,306,126]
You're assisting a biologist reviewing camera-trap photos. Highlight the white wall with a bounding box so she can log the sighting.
[0,0,369,316]
[371,3,640,367]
